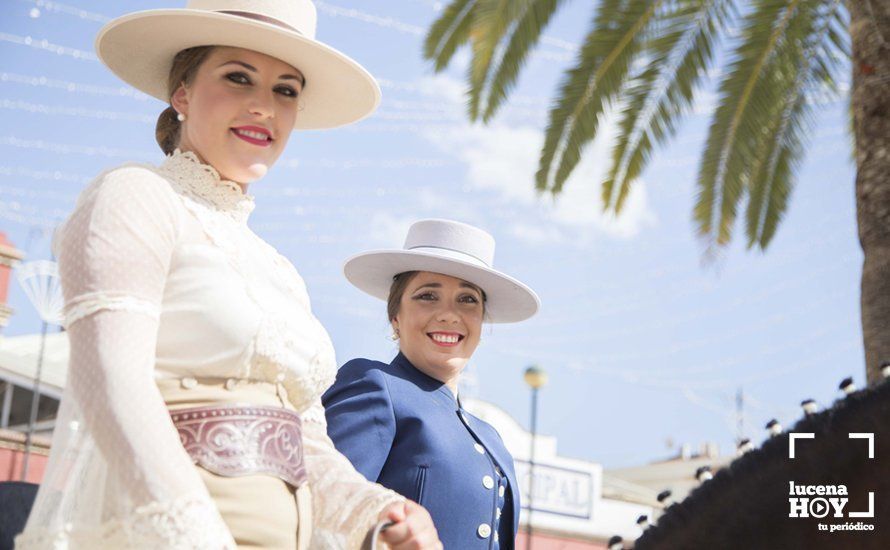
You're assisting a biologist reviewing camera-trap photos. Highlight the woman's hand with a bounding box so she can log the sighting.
[377,500,442,550]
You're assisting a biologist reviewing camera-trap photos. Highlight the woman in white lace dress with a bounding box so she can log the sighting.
[16,1,440,549]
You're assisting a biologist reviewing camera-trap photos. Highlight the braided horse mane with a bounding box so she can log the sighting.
[634,379,889,550]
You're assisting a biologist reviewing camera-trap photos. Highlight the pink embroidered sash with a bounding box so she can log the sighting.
[171,404,307,488]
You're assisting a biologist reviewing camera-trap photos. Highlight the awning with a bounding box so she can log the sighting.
[0,332,69,398]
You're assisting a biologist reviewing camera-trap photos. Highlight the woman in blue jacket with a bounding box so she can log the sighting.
[323,219,540,550]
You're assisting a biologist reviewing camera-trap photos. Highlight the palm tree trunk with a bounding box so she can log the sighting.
[851,0,890,385]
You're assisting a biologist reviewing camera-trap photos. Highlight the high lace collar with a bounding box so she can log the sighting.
[160,149,255,223]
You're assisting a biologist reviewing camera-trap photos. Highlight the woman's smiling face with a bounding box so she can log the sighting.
[171,47,304,186]
[392,271,485,390]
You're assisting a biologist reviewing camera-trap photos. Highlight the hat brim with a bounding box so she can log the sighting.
[95,9,381,130]
[344,250,540,324]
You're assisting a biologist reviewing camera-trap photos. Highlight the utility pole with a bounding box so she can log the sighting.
[735,386,744,443]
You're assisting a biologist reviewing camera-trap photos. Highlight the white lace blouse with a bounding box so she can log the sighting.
[17,150,402,549]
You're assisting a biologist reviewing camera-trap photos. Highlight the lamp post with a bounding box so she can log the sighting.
[523,365,547,550]
[15,259,63,481]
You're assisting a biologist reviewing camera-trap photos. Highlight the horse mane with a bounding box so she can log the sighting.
[633,379,889,549]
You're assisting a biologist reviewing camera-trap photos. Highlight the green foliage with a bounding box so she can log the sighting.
[424,0,479,71]
[479,0,572,122]
[603,0,733,214]
[423,0,850,255]
[425,0,573,121]
[696,0,845,251]
[742,0,845,249]
[467,0,520,119]
[537,0,662,195]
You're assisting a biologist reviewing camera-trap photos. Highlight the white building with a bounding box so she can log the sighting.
[465,398,656,547]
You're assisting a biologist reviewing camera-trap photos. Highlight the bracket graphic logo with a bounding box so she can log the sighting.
[786,432,875,533]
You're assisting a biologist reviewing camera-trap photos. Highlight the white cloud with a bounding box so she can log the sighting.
[362,188,487,251]
[414,186,482,224]
[421,119,657,245]
[415,73,467,105]
[509,223,567,245]
[367,211,414,247]
[379,72,658,246]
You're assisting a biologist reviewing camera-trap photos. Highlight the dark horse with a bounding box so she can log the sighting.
[0,481,38,550]
[634,378,888,550]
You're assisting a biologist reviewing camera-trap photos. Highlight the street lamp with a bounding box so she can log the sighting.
[523,365,547,550]
[15,259,63,481]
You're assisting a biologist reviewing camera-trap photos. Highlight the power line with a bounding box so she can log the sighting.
[0,137,449,173]
[0,98,154,123]
[532,235,856,332]
[0,184,77,203]
[495,306,854,390]
[0,135,150,159]
[0,72,548,127]
[0,72,153,101]
[0,32,97,60]
[23,0,111,23]
[0,165,91,184]
[315,1,425,36]
[0,199,67,227]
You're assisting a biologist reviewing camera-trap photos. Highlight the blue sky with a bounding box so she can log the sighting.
[0,0,861,468]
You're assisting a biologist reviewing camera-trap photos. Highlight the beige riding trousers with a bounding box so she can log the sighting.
[158,377,313,550]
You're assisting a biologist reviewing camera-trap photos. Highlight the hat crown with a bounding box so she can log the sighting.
[342,218,539,322]
[187,0,317,39]
[404,219,496,268]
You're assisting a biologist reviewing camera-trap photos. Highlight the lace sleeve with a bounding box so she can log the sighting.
[302,399,405,549]
[20,167,235,548]
[57,166,179,326]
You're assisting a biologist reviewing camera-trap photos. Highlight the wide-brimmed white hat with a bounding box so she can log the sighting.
[95,0,380,130]
[344,219,540,323]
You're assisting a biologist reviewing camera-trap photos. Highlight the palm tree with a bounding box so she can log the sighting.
[424,0,888,384]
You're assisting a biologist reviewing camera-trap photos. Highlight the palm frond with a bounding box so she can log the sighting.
[424,0,480,71]
[467,0,523,119]
[745,0,845,249]
[537,0,663,195]
[423,0,852,258]
[479,0,572,122]
[694,0,810,250]
[602,0,734,214]
[746,112,801,249]
[826,5,850,58]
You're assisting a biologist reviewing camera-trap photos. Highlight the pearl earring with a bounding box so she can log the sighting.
[390,328,400,341]
[176,112,186,122]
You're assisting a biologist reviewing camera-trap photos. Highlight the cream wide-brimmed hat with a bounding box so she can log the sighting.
[344,219,541,323]
[95,0,380,130]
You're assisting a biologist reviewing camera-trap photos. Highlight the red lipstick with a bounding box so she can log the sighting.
[231,125,272,147]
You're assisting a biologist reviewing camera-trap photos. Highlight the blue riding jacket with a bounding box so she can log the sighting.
[322,353,518,549]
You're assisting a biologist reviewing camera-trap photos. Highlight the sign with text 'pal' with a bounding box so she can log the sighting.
[514,460,595,519]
